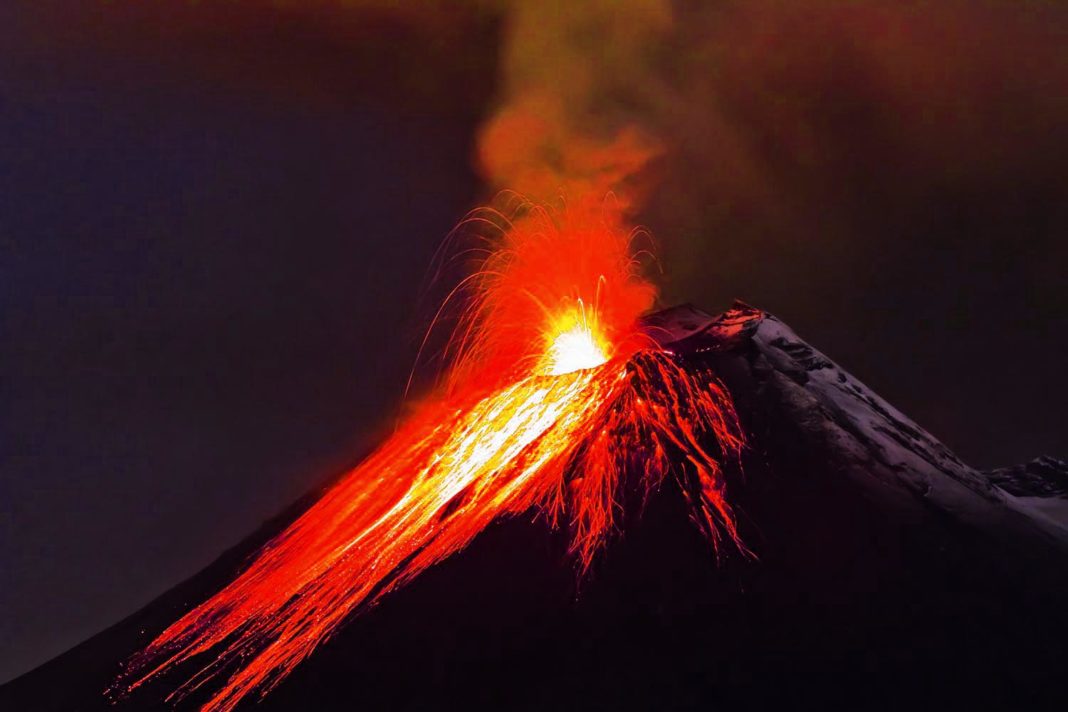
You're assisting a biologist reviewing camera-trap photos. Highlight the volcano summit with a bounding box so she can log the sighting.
[3,302,1065,711]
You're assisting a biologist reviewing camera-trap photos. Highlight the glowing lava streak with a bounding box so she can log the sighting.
[116,203,745,712]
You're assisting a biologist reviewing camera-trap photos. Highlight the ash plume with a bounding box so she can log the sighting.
[475,0,1066,218]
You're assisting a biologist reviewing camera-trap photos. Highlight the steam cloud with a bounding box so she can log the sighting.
[475,0,1066,213]
[469,0,1066,306]
[477,0,672,208]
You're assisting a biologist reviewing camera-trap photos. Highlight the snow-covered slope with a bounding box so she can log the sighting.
[649,301,1068,546]
[987,456,1068,498]
[984,457,1068,538]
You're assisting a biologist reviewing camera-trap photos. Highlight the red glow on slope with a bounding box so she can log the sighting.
[114,202,744,712]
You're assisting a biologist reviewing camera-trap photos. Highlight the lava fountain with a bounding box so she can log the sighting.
[114,201,745,712]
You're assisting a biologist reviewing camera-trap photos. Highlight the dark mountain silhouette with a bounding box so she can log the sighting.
[4,303,1066,711]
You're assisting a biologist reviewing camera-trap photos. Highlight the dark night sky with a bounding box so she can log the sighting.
[2,1,1065,683]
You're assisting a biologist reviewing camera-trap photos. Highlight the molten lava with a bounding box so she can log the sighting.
[115,202,745,712]
[543,304,609,375]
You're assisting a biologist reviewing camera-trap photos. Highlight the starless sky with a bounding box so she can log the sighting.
[2,0,1066,684]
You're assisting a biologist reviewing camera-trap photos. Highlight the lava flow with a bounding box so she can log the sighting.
[114,202,745,712]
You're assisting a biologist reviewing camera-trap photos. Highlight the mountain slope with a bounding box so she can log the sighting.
[4,303,1065,711]
[658,302,1067,545]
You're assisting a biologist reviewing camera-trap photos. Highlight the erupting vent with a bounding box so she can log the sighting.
[542,303,610,375]
[113,202,745,712]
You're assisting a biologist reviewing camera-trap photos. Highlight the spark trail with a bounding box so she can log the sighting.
[114,202,745,712]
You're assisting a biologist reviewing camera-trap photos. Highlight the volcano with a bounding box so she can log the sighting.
[4,303,1066,711]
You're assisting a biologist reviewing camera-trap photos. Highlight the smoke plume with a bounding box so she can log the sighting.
[477,0,672,208]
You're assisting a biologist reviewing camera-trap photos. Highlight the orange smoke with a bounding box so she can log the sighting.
[476,1,673,208]
[478,93,660,210]
[113,202,744,712]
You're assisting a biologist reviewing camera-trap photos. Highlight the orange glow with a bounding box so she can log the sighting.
[542,302,610,375]
[114,201,744,712]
